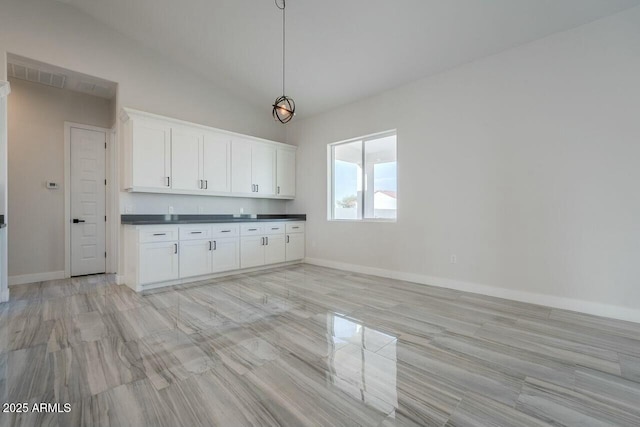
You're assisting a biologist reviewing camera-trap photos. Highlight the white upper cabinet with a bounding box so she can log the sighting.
[276,147,296,197]
[171,126,203,191]
[202,132,231,193]
[231,139,253,194]
[252,142,276,196]
[231,139,276,196]
[121,108,295,198]
[130,117,171,189]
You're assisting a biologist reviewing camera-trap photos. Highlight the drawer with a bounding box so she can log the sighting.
[138,226,179,243]
[211,223,239,238]
[286,222,305,233]
[240,223,264,235]
[179,224,213,241]
[264,222,285,235]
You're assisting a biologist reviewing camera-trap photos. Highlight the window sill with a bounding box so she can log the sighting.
[327,218,397,223]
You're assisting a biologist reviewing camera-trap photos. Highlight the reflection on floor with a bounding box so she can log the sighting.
[1,264,639,426]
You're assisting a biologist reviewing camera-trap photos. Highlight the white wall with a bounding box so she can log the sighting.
[287,7,640,322]
[0,0,290,282]
[7,78,113,277]
[0,77,9,301]
[0,0,287,215]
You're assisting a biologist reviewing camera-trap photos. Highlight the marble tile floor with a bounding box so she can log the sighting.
[0,264,639,426]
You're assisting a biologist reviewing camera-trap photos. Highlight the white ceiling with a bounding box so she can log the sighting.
[55,0,640,118]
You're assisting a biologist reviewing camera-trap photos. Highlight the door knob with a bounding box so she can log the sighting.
[72,219,85,223]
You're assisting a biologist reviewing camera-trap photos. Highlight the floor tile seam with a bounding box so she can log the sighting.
[441,391,468,427]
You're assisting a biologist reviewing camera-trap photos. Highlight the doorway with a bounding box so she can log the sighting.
[69,124,107,276]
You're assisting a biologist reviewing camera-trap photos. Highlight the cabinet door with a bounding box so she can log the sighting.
[211,238,240,273]
[171,127,203,191]
[139,242,179,284]
[264,235,286,265]
[202,132,231,193]
[240,236,264,268]
[252,142,276,195]
[132,119,171,189]
[276,148,296,197]
[231,139,253,194]
[179,240,212,278]
[286,233,305,261]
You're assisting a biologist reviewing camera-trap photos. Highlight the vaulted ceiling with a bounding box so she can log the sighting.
[55,0,640,117]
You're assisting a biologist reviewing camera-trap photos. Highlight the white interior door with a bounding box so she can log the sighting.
[71,127,106,276]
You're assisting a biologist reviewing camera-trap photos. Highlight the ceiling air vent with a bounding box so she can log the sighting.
[8,62,67,89]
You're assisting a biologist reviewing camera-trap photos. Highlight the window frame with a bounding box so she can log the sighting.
[327,130,397,222]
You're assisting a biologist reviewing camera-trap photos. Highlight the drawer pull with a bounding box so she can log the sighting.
[292,226,299,229]
[248,228,258,231]
[190,231,203,234]
[221,230,231,233]
[153,233,166,236]
[271,227,280,230]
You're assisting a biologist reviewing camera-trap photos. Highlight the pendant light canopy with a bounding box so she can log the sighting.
[272,0,295,124]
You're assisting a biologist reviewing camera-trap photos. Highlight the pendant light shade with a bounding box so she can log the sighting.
[272,95,295,123]
[272,0,295,123]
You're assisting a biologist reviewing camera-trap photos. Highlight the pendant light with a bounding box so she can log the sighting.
[272,0,295,123]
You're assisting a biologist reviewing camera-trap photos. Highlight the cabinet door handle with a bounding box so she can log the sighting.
[265,236,268,245]
[256,184,259,192]
[261,237,264,245]
[166,177,171,187]
[277,186,280,194]
[174,243,178,254]
[214,241,217,250]
[251,184,255,192]
[199,180,202,189]
[286,235,290,243]
[205,180,208,189]
[153,233,166,236]
[209,241,212,251]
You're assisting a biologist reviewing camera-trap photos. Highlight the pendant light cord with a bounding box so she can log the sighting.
[276,0,286,95]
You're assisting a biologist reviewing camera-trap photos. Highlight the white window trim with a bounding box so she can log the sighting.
[327,130,397,222]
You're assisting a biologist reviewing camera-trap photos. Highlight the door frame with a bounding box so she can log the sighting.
[64,122,115,278]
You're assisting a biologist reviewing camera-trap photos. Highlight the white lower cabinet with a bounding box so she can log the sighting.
[240,223,289,268]
[179,239,212,278]
[211,237,240,273]
[265,235,286,264]
[286,232,305,261]
[139,241,179,285]
[240,236,265,269]
[125,221,304,291]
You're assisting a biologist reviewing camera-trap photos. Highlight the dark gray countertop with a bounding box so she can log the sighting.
[121,214,306,225]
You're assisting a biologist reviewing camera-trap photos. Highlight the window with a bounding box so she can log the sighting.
[329,131,397,221]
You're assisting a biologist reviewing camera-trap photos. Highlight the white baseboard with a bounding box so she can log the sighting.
[304,257,640,324]
[115,275,125,285]
[0,288,9,302]
[8,270,66,286]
